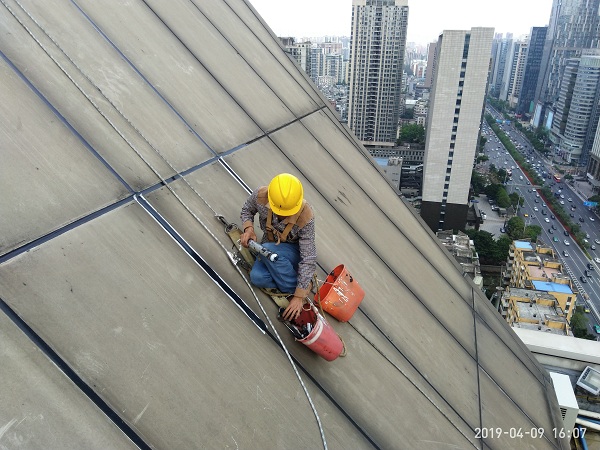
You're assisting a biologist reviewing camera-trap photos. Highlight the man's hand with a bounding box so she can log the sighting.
[282,296,303,321]
[240,226,256,248]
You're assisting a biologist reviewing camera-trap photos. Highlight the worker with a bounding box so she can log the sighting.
[240,173,316,321]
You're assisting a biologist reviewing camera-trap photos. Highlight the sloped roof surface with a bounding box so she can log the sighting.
[0,1,568,449]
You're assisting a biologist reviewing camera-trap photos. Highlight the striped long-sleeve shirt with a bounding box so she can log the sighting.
[240,187,316,294]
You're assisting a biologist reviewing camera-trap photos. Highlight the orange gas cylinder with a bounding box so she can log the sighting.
[314,264,364,322]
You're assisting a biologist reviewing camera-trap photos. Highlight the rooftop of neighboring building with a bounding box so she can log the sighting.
[532,280,574,295]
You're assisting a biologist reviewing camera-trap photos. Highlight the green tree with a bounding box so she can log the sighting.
[497,188,511,208]
[464,230,497,264]
[507,217,524,239]
[495,236,512,262]
[485,184,502,201]
[589,195,600,203]
[508,192,522,209]
[471,170,486,195]
[479,135,487,151]
[570,307,596,339]
[497,168,507,182]
[524,224,542,241]
[398,124,425,144]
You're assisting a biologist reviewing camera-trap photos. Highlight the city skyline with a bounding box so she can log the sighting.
[250,0,553,45]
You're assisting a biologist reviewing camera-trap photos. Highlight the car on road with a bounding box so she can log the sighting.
[564,240,570,245]
[545,218,550,223]
[588,263,595,270]
[563,250,569,257]
[581,276,588,283]
[500,227,506,233]
[595,239,600,245]
[568,198,572,202]
[590,217,595,222]
[584,306,591,313]
[534,207,539,211]
[551,215,555,219]
[564,230,569,236]
[580,217,585,223]
[553,237,559,242]
[592,245,597,250]
[570,213,575,218]
[548,228,554,233]
[594,325,600,334]
[560,201,565,205]
[595,257,600,264]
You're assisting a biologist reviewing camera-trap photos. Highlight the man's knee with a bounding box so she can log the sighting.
[250,266,274,288]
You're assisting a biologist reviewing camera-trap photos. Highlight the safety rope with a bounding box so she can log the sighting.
[2,2,328,448]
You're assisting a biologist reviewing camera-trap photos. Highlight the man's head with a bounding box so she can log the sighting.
[268,173,303,216]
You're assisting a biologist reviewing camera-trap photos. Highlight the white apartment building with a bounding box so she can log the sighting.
[421,28,494,232]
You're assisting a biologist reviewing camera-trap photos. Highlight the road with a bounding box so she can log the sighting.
[480,105,600,337]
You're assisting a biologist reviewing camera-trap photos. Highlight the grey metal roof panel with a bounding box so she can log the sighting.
[0,312,137,450]
[1,2,215,190]
[0,201,371,449]
[0,59,130,255]
[23,0,264,153]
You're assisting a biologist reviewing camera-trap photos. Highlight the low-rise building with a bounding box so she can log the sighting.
[499,240,577,332]
[504,288,570,335]
[436,230,483,288]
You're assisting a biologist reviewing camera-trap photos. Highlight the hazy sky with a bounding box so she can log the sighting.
[249,0,554,45]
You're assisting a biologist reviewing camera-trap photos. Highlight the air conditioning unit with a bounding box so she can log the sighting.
[550,372,579,433]
[577,366,600,396]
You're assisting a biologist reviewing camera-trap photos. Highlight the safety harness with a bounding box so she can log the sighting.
[256,186,314,244]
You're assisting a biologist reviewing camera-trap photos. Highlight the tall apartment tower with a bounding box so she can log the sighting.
[489,34,513,97]
[517,27,547,116]
[551,56,600,165]
[499,40,528,108]
[421,28,494,232]
[347,0,408,147]
[533,0,600,125]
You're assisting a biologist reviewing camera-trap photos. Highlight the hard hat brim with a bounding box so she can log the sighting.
[269,198,302,216]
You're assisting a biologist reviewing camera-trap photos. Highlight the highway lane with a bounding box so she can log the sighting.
[483,106,600,335]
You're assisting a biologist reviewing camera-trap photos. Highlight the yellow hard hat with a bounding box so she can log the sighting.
[268,173,303,216]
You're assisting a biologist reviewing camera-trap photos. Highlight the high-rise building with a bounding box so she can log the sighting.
[551,55,600,165]
[421,28,494,232]
[347,0,408,146]
[517,27,548,116]
[489,34,513,97]
[499,40,528,109]
[423,41,437,89]
[281,38,314,80]
[533,0,600,126]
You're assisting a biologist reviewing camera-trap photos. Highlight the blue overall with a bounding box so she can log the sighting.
[249,242,301,294]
